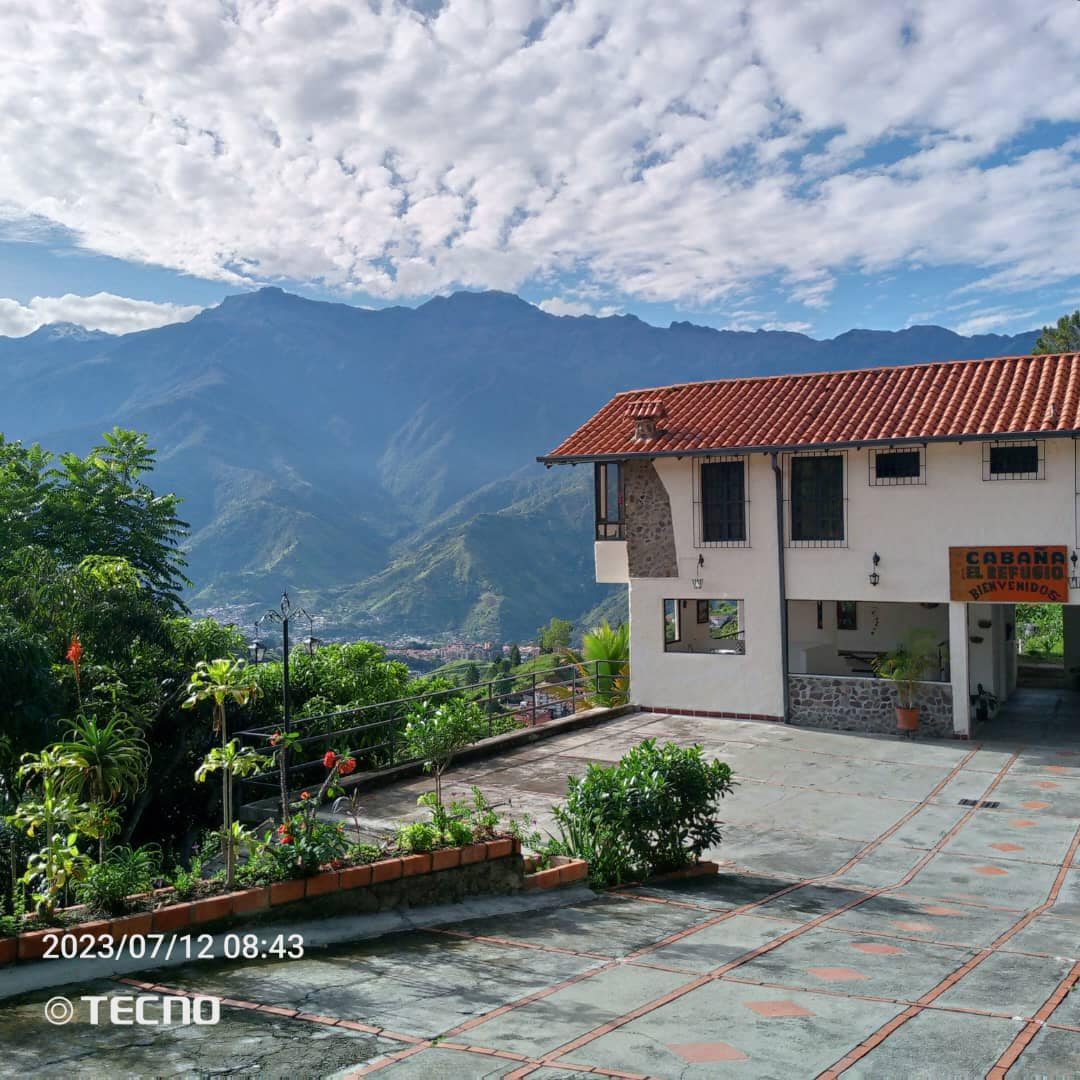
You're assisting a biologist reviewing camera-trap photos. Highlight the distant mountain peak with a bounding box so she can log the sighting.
[26,321,110,342]
[422,289,538,314]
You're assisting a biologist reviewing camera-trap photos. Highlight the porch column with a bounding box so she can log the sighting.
[949,601,971,737]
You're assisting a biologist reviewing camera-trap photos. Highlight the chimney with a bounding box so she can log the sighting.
[626,399,666,442]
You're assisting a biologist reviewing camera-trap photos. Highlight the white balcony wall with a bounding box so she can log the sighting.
[594,540,628,583]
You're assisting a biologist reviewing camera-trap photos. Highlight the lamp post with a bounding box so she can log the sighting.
[254,592,319,819]
[259,591,319,734]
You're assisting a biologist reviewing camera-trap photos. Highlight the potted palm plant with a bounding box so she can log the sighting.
[874,629,939,732]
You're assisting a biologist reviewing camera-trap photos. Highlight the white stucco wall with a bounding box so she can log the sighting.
[594,540,628,583]
[627,455,785,717]
[600,438,1078,729]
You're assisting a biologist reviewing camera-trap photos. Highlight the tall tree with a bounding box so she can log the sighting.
[1033,310,1080,355]
[538,617,573,653]
[40,429,190,610]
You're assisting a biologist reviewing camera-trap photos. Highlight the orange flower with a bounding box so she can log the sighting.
[300,790,310,800]
[66,636,83,682]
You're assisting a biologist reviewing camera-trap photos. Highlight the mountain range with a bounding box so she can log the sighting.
[0,289,1038,642]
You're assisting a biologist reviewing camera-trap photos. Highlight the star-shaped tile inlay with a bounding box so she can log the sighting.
[744,1000,813,1018]
[807,966,868,981]
[669,1041,749,1062]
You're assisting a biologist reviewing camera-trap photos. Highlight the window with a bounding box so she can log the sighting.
[870,447,924,486]
[789,453,845,545]
[663,599,680,644]
[695,457,747,545]
[984,441,1043,480]
[594,462,624,539]
[664,598,744,654]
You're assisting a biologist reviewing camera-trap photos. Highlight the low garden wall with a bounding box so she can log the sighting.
[788,674,955,737]
[1,840,588,969]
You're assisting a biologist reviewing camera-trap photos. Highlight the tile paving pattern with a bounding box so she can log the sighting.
[2,688,1079,1077]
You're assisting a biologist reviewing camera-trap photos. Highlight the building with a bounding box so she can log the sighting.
[539,353,1080,737]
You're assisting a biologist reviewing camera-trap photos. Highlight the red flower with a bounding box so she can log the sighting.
[276,823,287,834]
[339,756,357,776]
[66,636,83,681]
[281,834,293,845]
[323,750,338,769]
[270,731,282,746]
[300,790,310,801]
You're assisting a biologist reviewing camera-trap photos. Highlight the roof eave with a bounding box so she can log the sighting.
[537,428,1080,466]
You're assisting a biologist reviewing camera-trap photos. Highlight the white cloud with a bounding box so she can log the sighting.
[537,296,621,318]
[0,1,1076,313]
[953,307,1039,337]
[0,292,203,337]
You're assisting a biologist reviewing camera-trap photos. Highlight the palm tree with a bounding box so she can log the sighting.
[182,659,260,889]
[552,620,630,709]
[54,713,149,862]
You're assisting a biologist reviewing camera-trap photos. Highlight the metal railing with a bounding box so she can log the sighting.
[235,658,628,808]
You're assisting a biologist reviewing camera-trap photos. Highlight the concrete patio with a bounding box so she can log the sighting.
[3,698,1078,1077]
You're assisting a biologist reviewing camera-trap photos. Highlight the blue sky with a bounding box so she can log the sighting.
[0,2,1077,340]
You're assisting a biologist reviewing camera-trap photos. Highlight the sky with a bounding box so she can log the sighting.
[0,0,1077,340]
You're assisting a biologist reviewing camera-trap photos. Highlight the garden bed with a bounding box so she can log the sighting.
[1,839,589,968]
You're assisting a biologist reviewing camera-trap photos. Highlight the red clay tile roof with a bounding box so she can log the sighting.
[540,353,1080,461]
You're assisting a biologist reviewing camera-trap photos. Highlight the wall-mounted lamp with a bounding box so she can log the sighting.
[868,552,881,588]
[1071,550,1079,590]
[692,553,704,590]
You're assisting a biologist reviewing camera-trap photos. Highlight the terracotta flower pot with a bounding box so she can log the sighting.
[896,706,920,731]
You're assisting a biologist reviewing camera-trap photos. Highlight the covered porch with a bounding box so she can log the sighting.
[786,599,1020,737]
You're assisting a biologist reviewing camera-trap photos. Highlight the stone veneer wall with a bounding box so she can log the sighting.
[788,675,955,737]
[624,459,678,577]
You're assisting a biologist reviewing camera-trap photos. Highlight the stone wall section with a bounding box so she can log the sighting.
[624,459,678,577]
[788,674,954,737]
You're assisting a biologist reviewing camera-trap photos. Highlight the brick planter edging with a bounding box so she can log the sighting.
[522,854,590,890]
[0,838,529,968]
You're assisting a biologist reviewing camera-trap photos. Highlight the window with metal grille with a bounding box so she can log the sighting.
[870,448,924,486]
[984,441,1043,480]
[594,462,624,539]
[698,458,747,545]
[790,454,845,544]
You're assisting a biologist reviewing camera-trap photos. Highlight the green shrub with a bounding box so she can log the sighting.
[403,698,484,803]
[236,842,297,887]
[279,813,350,875]
[169,854,203,900]
[550,739,734,885]
[347,842,385,864]
[76,845,160,916]
[396,821,440,853]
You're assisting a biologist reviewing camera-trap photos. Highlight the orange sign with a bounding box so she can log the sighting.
[949,546,1069,603]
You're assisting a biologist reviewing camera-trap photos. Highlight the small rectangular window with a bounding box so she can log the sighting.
[871,449,923,485]
[594,462,624,539]
[664,598,744,654]
[694,456,749,547]
[790,454,845,544]
[701,460,746,543]
[986,442,1042,480]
